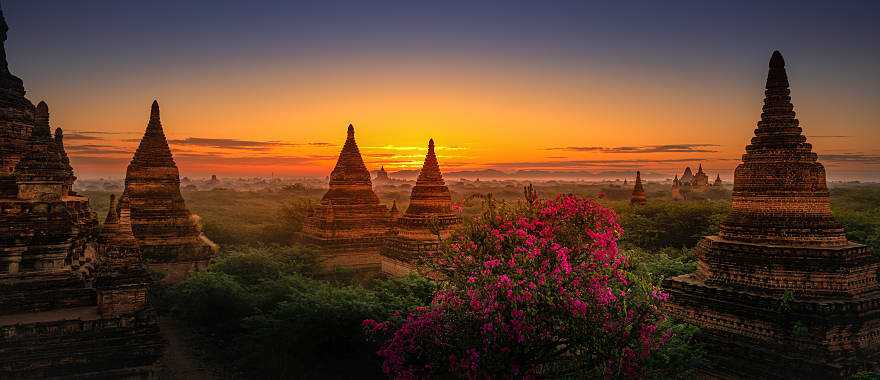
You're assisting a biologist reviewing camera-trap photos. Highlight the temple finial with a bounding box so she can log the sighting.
[428,138,435,151]
[347,123,355,137]
[32,101,51,139]
[150,100,160,121]
[770,50,785,69]
[36,101,48,116]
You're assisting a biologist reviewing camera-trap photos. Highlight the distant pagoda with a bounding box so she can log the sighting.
[300,124,394,271]
[121,101,216,277]
[382,139,461,276]
[691,163,710,191]
[630,171,646,205]
[713,173,722,186]
[0,6,162,377]
[680,166,694,186]
[664,51,880,378]
[671,174,685,201]
[374,165,391,182]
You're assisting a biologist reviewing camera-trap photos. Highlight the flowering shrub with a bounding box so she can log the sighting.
[365,195,671,378]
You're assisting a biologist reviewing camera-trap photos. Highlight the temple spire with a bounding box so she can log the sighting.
[105,195,119,225]
[416,138,443,184]
[150,100,160,122]
[0,3,9,74]
[33,101,51,139]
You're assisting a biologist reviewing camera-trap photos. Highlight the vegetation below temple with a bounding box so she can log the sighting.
[83,182,880,378]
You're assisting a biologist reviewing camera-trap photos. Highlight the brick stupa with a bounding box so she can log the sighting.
[300,124,393,271]
[630,171,646,205]
[691,163,710,192]
[664,51,880,378]
[382,139,461,276]
[0,7,162,377]
[121,101,216,279]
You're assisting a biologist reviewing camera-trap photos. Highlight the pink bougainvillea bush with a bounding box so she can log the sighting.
[365,195,672,379]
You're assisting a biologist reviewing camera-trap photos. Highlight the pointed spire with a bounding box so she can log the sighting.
[631,171,646,205]
[327,123,373,187]
[416,138,443,184]
[0,3,9,74]
[33,101,51,139]
[129,100,176,168]
[769,50,785,69]
[150,100,160,122]
[0,4,24,97]
[105,195,119,225]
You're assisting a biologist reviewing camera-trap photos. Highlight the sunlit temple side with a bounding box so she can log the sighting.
[382,138,461,276]
[120,100,217,282]
[299,124,395,271]
[664,51,880,378]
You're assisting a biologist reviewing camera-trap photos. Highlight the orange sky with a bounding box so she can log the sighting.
[36,54,877,181]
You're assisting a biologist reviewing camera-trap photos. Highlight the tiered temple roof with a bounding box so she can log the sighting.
[664,51,880,378]
[0,7,162,377]
[121,101,216,269]
[382,139,461,276]
[680,166,694,185]
[630,171,646,205]
[300,124,393,271]
[691,163,710,190]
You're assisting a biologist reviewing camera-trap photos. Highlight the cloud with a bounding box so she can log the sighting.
[810,135,852,138]
[820,154,880,164]
[167,137,335,151]
[65,144,132,155]
[489,157,708,169]
[63,133,104,141]
[363,145,467,151]
[173,152,322,166]
[68,130,132,135]
[546,144,720,153]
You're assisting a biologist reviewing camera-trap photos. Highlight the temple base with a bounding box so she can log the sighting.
[664,274,880,379]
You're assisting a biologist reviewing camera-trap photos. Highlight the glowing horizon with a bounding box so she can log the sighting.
[4,1,878,181]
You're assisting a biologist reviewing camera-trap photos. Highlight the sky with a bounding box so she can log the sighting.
[3,0,879,180]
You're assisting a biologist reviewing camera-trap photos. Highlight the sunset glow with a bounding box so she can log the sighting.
[5,1,878,180]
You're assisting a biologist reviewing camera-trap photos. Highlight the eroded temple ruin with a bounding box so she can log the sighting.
[0,8,163,376]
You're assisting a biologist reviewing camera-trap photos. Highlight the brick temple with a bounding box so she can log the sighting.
[121,100,216,280]
[382,139,461,276]
[0,7,163,376]
[300,124,395,271]
[664,51,880,378]
[630,170,646,205]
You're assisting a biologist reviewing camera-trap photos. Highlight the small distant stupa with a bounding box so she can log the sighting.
[691,163,710,191]
[374,165,391,182]
[671,174,685,201]
[630,171,646,205]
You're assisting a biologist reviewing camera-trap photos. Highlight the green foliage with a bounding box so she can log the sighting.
[165,245,434,378]
[645,322,705,379]
[614,200,729,251]
[626,247,697,286]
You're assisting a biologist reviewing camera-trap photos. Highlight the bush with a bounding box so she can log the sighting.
[616,200,729,251]
[166,245,433,378]
[366,195,675,378]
